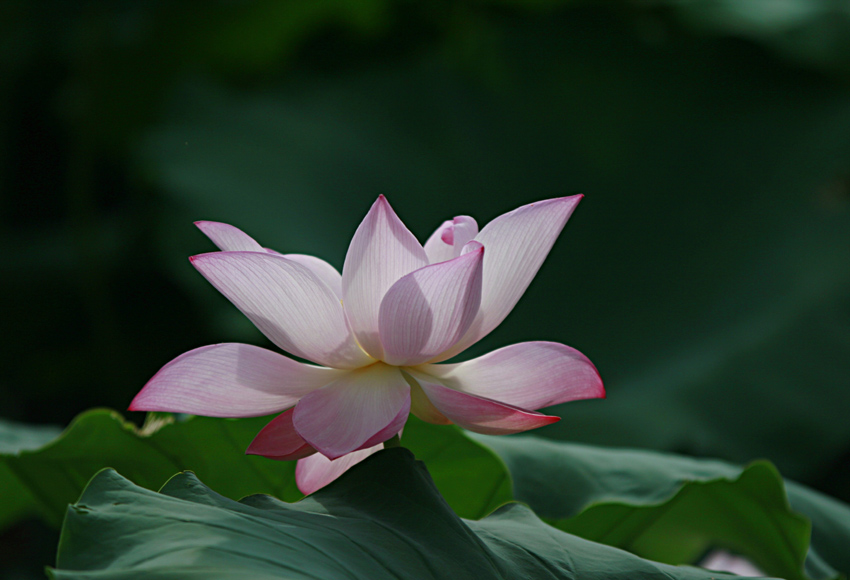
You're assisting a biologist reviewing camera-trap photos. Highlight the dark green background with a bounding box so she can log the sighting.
[2,1,849,577]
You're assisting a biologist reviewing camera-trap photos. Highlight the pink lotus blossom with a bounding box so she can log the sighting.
[130,195,604,493]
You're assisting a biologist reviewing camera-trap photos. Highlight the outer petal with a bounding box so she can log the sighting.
[295,444,383,495]
[196,221,343,298]
[418,341,604,410]
[406,372,451,425]
[408,371,560,435]
[423,216,478,264]
[195,221,265,252]
[246,409,317,461]
[378,243,484,366]
[292,363,410,459]
[433,195,583,361]
[129,343,344,417]
[342,196,429,359]
[191,251,373,369]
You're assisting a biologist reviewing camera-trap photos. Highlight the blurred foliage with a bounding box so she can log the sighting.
[2,1,850,577]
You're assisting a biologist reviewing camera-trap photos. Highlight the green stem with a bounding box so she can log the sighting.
[383,434,402,449]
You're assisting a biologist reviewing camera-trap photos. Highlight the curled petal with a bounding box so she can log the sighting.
[296,444,383,495]
[418,341,604,410]
[423,220,454,264]
[191,251,372,369]
[292,363,410,460]
[408,371,559,435]
[195,221,266,252]
[423,216,478,264]
[434,195,583,361]
[246,409,317,461]
[379,243,483,366]
[342,196,429,359]
[129,343,343,417]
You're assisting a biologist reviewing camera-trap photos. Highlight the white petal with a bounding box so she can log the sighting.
[423,220,454,264]
[129,343,344,417]
[191,251,373,369]
[195,221,266,252]
[378,243,484,366]
[418,341,604,410]
[447,216,478,257]
[292,363,410,459]
[195,221,343,299]
[342,196,429,359]
[281,254,343,299]
[423,216,479,264]
[434,195,583,361]
[407,371,559,435]
[295,444,383,494]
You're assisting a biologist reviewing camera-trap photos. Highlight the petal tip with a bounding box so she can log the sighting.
[127,392,147,412]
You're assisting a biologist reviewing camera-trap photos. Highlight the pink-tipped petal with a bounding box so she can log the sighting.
[292,363,410,460]
[246,409,317,461]
[423,220,455,264]
[296,444,383,495]
[191,251,372,369]
[423,216,479,264]
[129,343,344,417]
[342,196,429,359]
[419,341,604,410]
[433,195,583,361]
[195,222,343,298]
[448,216,478,256]
[195,221,266,252]
[281,254,342,298]
[408,371,560,435]
[378,244,484,366]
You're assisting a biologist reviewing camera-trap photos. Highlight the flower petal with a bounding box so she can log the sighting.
[246,409,317,461]
[195,221,343,298]
[433,195,583,361]
[195,221,266,252]
[280,254,342,299]
[423,220,454,264]
[292,363,410,459]
[129,343,344,417]
[405,371,451,424]
[342,196,429,359]
[378,243,484,366]
[423,216,478,264]
[191,251,373,369]
[419,341,604,410]
[295,444,383,494]
[408,371,560,435]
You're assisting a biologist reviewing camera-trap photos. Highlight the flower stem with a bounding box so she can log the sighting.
[383,434,402,449]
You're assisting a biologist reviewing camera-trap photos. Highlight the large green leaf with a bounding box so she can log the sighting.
[0,409,509,528]
[8,409,850,578]
[49,450,768,580]
[474,434,847,580]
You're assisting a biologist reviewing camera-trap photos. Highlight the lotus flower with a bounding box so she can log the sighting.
[130,195,604,493]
